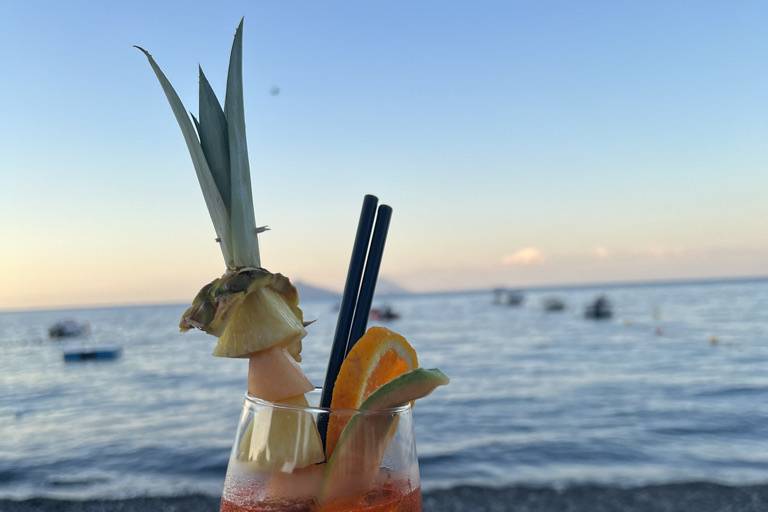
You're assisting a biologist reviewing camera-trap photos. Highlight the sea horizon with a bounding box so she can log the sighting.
[3,273,767,315]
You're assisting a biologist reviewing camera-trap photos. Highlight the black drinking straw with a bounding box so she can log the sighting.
[318,195,378,443]
[346,204,392,355]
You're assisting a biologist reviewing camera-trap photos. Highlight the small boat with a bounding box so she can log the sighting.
[63,347,122,363]
[493,288,524,306]
[370,306,400,321]
[505,290,524,306]
[543,297,566,312]
[48,320,89,339]
[585,296,613,320]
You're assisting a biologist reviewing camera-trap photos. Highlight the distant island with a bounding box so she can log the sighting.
[295,277,410,301]
[374,277,411,296]
[294,281,339,301]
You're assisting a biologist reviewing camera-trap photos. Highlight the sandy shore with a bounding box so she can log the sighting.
[2,482,768,511]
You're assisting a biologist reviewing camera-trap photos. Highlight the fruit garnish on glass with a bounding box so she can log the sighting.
[137,19,448,511]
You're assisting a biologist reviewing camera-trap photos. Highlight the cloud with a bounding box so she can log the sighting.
[502,247,545,266]
[593,246,610,259]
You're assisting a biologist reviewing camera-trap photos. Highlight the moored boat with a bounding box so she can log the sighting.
[493,288,524,306]
[543,297,566,312]
[370,306,400,321]
[63,347,122,362]
[48,320,89,339]
[585,296,613,320]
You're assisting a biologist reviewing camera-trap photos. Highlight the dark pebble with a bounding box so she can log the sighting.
[2,482,768,512]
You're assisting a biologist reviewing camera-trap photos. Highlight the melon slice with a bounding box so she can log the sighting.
[320,368,449,505]
[237,394,325,472]
[246,346,314,402]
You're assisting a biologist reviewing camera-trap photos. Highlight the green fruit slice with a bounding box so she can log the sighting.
[319,368,449,505]
[360,368,449,410]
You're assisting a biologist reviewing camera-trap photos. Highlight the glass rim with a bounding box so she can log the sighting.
[244,388,412,416]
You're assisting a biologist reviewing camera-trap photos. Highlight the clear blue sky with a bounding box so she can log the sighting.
[2,0,767,308]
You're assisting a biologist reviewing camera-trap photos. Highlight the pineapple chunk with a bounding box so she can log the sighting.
[238,394,325,472]
[213,286,306,358]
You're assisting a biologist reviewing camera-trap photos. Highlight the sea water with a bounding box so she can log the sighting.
[1,279,767,498]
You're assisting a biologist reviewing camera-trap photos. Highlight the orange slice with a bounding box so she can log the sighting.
[325,327,418,456]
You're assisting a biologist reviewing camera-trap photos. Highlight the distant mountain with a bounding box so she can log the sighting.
[375,277,411,296]
[295,277,410,301]
[295,281,339,301]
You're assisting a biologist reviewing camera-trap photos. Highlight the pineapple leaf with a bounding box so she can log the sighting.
[225,19,261,268]
[191,112,201,137]
[198,66,231,210]
[135,46,234,267]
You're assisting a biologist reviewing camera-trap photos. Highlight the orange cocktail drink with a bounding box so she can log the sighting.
[219,386,429,512]
[221,474,421,511]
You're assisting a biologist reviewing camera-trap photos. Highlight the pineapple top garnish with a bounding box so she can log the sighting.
[180,268,306,360]
[137,20,305,359]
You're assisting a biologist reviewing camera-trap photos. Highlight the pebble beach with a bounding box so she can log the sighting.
[3,483,768,512]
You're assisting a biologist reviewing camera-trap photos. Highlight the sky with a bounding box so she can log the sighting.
[1,1,768,310]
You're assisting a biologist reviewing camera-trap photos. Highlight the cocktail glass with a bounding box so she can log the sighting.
[221,389,422,511]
